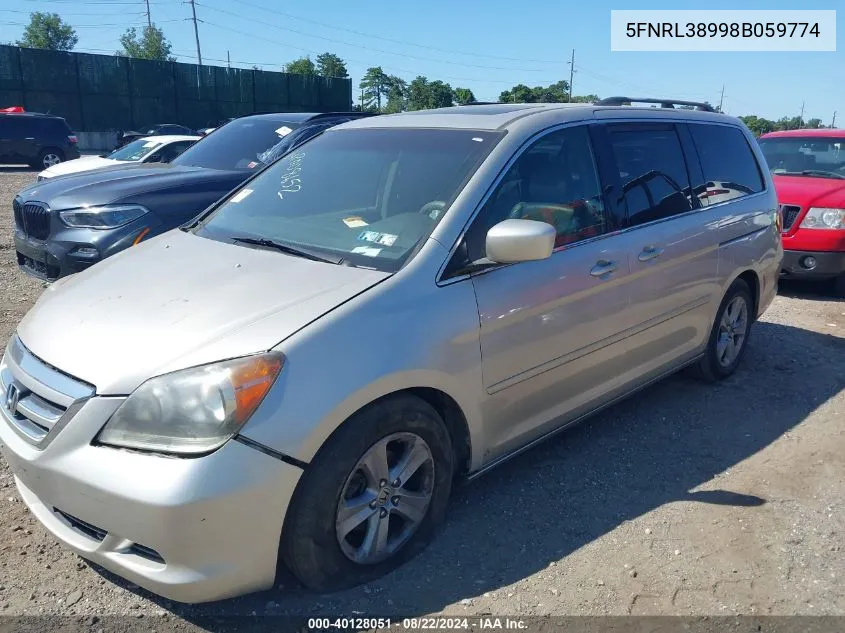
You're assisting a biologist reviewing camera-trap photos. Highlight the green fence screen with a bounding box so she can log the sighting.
[0,45,352,131]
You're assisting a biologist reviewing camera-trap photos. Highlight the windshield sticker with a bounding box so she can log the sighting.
[277,151,304,199]
[351,246,381,257]
[276,125,293,137]
[358,231,398,247]
[230,188,253,203]
[343,216,369,228]
[247,161,259,169]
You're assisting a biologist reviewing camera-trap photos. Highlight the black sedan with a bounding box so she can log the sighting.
[13,112,370,281]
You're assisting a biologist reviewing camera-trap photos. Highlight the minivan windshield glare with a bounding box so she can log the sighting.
[192,128,503,272]
[758,136,845,180]
[172,118,303,171]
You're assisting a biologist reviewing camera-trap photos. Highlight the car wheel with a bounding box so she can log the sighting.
[38,148,64,169]
[281,394,453,592]
[691,278,753,382]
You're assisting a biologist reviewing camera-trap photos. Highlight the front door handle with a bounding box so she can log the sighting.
[590,260,618,278]
[638,245,665,262]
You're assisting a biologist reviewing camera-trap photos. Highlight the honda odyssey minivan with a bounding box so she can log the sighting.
[0,99,782,603]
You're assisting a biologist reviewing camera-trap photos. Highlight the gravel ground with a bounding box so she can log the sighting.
[0,169,844,627]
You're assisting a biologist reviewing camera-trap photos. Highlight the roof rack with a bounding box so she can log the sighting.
[595,97,716,112]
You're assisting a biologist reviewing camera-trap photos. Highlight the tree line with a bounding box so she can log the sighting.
[10,11,836,129]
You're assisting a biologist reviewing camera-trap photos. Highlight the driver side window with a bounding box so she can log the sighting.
[464,125,606,262]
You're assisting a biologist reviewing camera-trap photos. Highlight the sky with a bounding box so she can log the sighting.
[1,0,842,122]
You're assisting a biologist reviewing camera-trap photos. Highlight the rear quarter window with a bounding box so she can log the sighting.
[688,123,764,206]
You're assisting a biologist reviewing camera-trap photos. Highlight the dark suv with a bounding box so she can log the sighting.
[0,112,80,169]
[13,111,372,281]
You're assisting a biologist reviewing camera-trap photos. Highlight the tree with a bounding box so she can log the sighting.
[569,94,599,103]
[406,76,453,111]
[360,66,390,111]
[453,87,476,105]
[499,80,570,104]
[17,12,78,51]
[384,75,408,113]
[119,24,175,61]
[806,118,823,129]
[315,52,348,78]
[285,56,317,75]
[498,83,532,103]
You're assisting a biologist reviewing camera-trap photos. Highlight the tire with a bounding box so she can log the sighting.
[690,278,753,382]
[281,394,453,593]
[37,148,64,169]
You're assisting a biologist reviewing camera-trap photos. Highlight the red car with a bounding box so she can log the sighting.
[758,129,845,295]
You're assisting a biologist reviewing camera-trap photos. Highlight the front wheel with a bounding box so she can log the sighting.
[691,278,753,382]
[281,394,453,592]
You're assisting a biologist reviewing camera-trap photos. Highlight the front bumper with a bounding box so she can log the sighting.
[780,249,845,280]
[13,216,160,282]
[0,373,301,603]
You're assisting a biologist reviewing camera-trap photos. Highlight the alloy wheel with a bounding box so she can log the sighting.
[335,432,435,565]
[716,295,748,367]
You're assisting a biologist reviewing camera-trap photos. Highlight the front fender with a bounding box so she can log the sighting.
[238,269,487,471]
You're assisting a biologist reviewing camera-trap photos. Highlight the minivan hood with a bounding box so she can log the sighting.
[18,163,245,210]
[16,230,389,394]
[773,174,845,209]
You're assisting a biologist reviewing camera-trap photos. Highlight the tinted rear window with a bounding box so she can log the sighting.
[689,124,764,205]
[608,127,694,227]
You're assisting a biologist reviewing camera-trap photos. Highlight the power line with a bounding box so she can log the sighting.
[222,0,565,65]
[196,2,558,73]
[199,20,563,85]
[1,8,145,15]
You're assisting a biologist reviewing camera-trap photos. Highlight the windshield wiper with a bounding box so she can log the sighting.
[776,170,845,180]
[230,236,343,264]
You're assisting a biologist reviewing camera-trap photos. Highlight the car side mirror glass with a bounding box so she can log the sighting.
[485,219,556,264]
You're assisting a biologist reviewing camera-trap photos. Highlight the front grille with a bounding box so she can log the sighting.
[0,335,94,446]
[12,199,51,240]
[780,204,802,231]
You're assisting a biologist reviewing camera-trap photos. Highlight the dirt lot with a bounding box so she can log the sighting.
[0,168,844,626]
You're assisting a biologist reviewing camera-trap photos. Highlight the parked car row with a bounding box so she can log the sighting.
[0,97,837,606]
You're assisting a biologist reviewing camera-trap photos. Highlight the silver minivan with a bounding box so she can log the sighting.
[0,100,782,603]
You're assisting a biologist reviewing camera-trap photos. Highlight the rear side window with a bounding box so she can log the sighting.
[608,126,693,227]
[689,124,764,206]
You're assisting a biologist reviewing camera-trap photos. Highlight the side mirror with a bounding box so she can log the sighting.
[145,153,162,163]
[486,219,556,264]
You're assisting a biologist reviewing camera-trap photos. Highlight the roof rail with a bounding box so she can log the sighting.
[595,97,716,112]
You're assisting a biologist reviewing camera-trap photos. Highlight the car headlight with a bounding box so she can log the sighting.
[97,352,284,455]
[799,207,845,230]
[59,204,148,229]
[36,174,49,182]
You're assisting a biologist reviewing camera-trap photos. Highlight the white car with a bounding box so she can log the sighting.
[36,135,199,182]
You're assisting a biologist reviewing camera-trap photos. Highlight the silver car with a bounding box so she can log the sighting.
[0,101,782,603]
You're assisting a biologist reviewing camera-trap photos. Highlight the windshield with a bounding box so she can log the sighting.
[192,128,504,272]
[107,138,161,162]
[758,136,845,179]
[172,118,303,170]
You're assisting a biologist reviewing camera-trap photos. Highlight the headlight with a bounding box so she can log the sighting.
[59,204,148,229]
[36,174,49,182]
[799,207,845,230]
[97,352,284,455]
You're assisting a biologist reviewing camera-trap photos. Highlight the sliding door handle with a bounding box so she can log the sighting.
[590,260,618,278]
[638,245,665,262]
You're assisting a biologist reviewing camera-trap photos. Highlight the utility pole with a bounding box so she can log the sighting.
[833,111,838,128]
[799,101,805,125]
[718,85,725,112]
[227,50,231,69]
[568,49,575,102]
[144,0,151,27]
[189,0,202,66]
